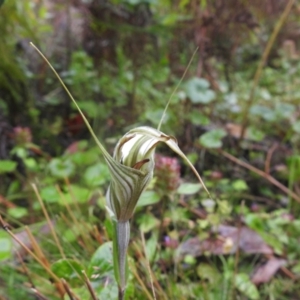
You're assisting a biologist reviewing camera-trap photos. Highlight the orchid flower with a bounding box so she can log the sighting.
[105,126,210,295]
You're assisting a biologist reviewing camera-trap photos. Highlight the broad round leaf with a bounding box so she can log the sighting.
[136,190,160,207]
[88,242,114,277]
[84,162,110,187]
[185,77,216,104]
[7,207,28,219]
[199,129,227,149]
[40,186,60,204]
[51,259,84,286]
[177,183,201,195]
[48,158,75,178]
[0,160,17,174]
[88,242,118,299]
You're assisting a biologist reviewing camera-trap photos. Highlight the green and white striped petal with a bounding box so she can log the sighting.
[106,126,210,222]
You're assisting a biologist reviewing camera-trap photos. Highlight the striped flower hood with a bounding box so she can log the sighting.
[105,126,209,222]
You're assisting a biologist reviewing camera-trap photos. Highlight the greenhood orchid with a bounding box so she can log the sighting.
[105,126,210,297]
[31,42,211,299]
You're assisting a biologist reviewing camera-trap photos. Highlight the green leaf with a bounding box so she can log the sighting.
[7,180,20,196]
[217,200,232,215]
[197,263,220,284]
[0,160,17,174]
[244,213,264,231]
[177,183,201,195]
[136,190,160,207]
[51,259,84,286]
[250,105,275,121]
[185,77,215,104]
[232,179,248,191]
[199,129,227,149]
[259,231,284,255]
[188,111,210,126]
[235,273,259,300]
[73,100,99,118]
[144,232,158,261]
[84,162,110,187]
[63,286,90,300]
[144,109,168,126]
[246,126,265,142]
[186,152,198,165]
[88,242,119,299]
[24,157,39,171]
[7,207,28,219]
[40,186,60,204]
[137,214,159,233]
[48,158,75,178]
[88,242,114,277]
[71,148,99,166]
[0,232,12,261]
[0,0,5,8]
[275,103,294,119]
[58,185,91,205]
[184,254,196,265]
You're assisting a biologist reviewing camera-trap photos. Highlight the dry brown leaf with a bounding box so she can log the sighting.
[178,225,273,258]
[218,225,273,255]
[251,257,286,285]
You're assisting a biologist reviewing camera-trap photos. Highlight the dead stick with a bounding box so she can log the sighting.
[220,150,300,203]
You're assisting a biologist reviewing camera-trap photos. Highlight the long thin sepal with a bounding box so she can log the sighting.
[29,42,113,163]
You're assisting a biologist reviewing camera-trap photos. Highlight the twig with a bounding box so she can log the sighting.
[132,242,168,300]
[264,143,278,174]
[280,266,296,280]
[61,279,76,300]
[93,225,103,244]
[32,183,66,259]
[56,185,91,252]
[30,288,50,300]
[25,226,50,267]
[220,150,300,203]
[16,249,35,288]
[0,195,15,208]
[128,259,154,300]
[178,197,206,219]
[82,270,98,300]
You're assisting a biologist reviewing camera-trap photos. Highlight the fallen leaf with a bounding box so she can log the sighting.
[218,225,273,255]
[177,225,273,258]
[251,257,286,285]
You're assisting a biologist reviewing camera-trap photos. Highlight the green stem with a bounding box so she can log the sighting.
[113,220,130,299]
[118,287,125,300]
